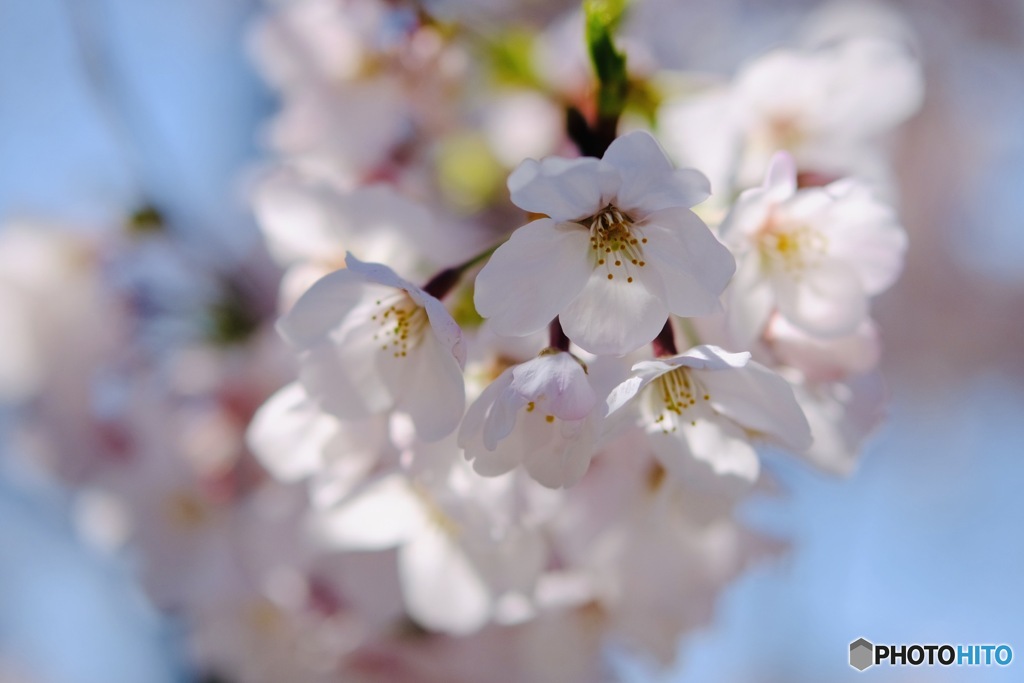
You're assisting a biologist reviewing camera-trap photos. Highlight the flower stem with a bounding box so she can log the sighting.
[566,106,619,158]
[651,320,678,357]
[549,317,571,352]
[421,244,499,300]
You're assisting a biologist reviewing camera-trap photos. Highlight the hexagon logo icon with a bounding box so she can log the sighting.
[850,638,874,671]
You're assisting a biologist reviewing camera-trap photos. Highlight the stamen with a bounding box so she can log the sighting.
[371,293,429,359]
[649,368,711,433]
[583,204,648,285]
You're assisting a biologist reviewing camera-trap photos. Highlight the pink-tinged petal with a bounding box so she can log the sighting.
[277,269,382,349]
[679,419,761,482]
[603,131,711,212]
[458,369,513,448]
[309,474,425,550]
[560,267,670,355]
[467,422,526,478]
[797,372,886,475]
[507,156,619,221]
[774,259,867,337]
[768,316,880,382]
[640,208,736,316]
[510,352,596,421]
[394,330,466,441]
[764,151,797,199]
[482,384,526,450]
[816,38,923,137]
[521,420,596,489]
[460,368,516,454]
[399,524,492,634]
[725,253,776,348]
[695,361,812,452]
[474,219,592,337]
[819,181,907,295]
[246,382,334,482]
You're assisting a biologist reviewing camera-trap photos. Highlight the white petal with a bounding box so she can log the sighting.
[344,251,419,291]
[252,171,344,265]
[603,130,711,212]
[560,267,669,355]
[695,361,812,452]
[421,293,466,368]
[673,345,751,371]
[605,375,646,417]
[399,524,492,634]
[245,382,334,482]
[309,474,425,550]
[774,260,867,337]
[640,208,735,316]
[725,252,775,348]
[646,418,759,486]
[395,330,467,441]
[680,419,761,482]
[521,418,597,488]
[296,314,395,418]
[276,268,375,349]
[474,219,592,336]
[507,157,618,221]
[312,416,389,507]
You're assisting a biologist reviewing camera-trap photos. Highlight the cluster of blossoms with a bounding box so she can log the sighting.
[1,1,921,682]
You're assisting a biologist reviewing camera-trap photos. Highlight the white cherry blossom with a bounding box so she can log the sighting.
[277,253,466,441]
[606,345,812,484]
[459,350,600,489]
[474,130,735,356]
[720,152,907,347]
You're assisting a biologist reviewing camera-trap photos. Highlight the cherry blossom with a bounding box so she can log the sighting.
[277,253,466,441]
[720,152,907,347]
[474,130,735,355]
[606,345,812,484]
[459,350,601,488]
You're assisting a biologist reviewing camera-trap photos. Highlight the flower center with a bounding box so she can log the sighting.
[648,368,712,433]
[370,293,429,358]
[584,204,647,284]
[758,221,827,277]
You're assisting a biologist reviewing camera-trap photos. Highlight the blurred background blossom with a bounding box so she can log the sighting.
[1,0,1023,681]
